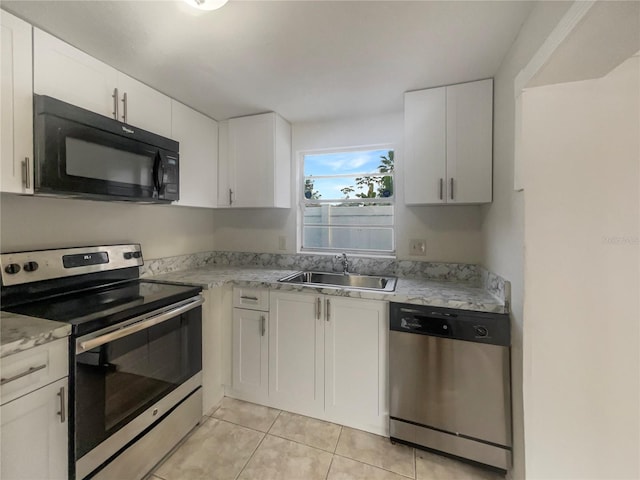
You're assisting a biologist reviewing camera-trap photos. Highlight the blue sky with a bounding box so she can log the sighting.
[304,149,389,176]
[304,149,391,199]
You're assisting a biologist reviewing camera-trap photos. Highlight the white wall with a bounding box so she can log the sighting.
[480,3,572,478]
[522,55,639,479]
[213,112,485,263]
[0,193,215,259]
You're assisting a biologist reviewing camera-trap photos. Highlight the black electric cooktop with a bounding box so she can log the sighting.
[4,280,202,337]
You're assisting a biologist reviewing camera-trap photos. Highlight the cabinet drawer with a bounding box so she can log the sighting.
[1,338,68,405]
[233,288,269,311]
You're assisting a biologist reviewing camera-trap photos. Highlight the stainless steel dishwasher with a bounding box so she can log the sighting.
[389,302,512,471]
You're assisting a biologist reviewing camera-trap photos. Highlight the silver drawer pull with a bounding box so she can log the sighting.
[1,364,47,386]
[240,295,259,301]
[57,386,66,423]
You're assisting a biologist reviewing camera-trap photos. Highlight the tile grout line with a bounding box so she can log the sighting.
[267,430,341,454]
[325,454,336,480]
[215,416,277,435]
[332,453,415,479]
[233,430,268,480]
[413,446,417,480]
[266,409,283,433]
[212,399,415,479]
[333,426,343,454]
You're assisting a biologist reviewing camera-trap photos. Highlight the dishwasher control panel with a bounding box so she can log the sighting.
[390,303,510,346]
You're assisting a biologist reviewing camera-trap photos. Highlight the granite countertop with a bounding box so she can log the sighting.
[0,311,71,358]
[148,265,506,314]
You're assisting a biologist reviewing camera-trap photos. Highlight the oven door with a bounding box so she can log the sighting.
[73,296,202,479]
[34,97,179,202]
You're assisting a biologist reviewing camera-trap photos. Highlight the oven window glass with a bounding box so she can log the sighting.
[75,307,201,459]
[66,137,154,186]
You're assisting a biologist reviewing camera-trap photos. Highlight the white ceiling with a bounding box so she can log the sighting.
[3,0,535,123]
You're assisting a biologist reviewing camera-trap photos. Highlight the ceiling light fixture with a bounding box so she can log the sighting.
[183,0,228,11]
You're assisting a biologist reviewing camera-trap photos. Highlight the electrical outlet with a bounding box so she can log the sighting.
[278,236,287,251]
[409,238,426,256]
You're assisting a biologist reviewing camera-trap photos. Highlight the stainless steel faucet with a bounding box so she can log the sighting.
[335,252,349,274]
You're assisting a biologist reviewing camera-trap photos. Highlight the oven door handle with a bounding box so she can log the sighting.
[76,296,204,354]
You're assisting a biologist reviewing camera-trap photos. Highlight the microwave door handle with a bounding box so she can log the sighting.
[152,151,163,194]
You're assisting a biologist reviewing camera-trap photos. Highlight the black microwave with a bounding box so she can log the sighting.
[34,95,179,203]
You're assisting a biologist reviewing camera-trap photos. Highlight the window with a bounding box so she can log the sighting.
[301,147,395,255]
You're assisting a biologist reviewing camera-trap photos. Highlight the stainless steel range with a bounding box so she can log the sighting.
[1,244,203,480]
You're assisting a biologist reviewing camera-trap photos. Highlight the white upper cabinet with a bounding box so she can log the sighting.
[34,28,118,118]
[218,112,291,208]
[1,11,33,194]
[404,78,493,205]
[445,80,493,204]
[34,29,171,136]
[118,73,172,137]
[404,87,446,204]
[171,100,218,208]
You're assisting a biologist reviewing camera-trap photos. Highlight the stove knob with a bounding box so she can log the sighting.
[123,252,133,260]
[4,263,21,274]
[23,261,39,272]
[132,251,141,259]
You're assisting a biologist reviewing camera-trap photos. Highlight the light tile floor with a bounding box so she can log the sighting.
[151,397,504,480]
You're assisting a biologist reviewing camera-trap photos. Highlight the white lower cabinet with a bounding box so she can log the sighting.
[0,338,69,480]
[268,292,324,415]
[324,296,388,432]
[231,291,389,435]
[232,307,269,400]
[1,378,68,480]
[229,288,270,403]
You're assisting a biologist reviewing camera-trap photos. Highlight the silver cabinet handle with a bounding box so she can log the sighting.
[439,178,443,200]
[121,91,128,123]
[77,296,204,353]
[326,299,331,322]
[261,315,266,336]
[0,364,46,385]
[316,297,321,320]
[240,295,258,301]
[450,178,454,200]
[22,157,30,189]
[57,386,66,423]
[229,188,233,206]
[112,88,119,120]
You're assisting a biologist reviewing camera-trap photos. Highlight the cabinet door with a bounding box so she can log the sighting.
[324,297,388,434]
[446,79,493,204]
[232,308,268,400]
[227,113,275,207]
[1,377,68,480]
[171,100,218,208]
[34,28,118,118]
[118,73,172,137]
[269,291,323,415]
[1,11,33,194]
[217,121,232,207]
[404,87,447,204]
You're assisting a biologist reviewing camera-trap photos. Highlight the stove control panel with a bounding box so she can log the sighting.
[0,244,143,286]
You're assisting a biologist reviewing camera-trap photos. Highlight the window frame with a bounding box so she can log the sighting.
[298,144,396,257]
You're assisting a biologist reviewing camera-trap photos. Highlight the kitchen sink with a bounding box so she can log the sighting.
[278,271,397,292]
